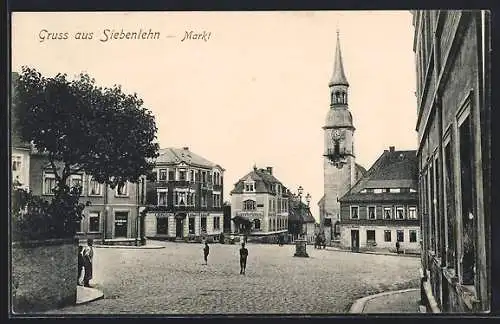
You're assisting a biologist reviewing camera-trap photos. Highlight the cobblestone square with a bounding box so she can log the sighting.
[46,241,420,314]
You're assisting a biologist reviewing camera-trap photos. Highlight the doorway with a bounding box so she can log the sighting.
[114,212,128,238]
[351,229,359,252]
[176,217,184,238]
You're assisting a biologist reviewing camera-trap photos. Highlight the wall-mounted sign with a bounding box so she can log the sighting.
[236,211,263,218]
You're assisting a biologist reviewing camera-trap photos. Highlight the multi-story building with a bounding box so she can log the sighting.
[338,147,419,253]
[29,153,147,245]
[318,31,366,245]
[230,166,289,238]
[412,10,491,312]
[144,147,225,242]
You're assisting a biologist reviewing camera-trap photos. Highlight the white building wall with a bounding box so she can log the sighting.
[145,213,157,237]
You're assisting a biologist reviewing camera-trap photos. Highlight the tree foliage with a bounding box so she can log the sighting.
[15,66,159,188]
[13,67,159,239]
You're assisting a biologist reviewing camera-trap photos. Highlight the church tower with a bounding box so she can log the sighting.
[320,31,357,241]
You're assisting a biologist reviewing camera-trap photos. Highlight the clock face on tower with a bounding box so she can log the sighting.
[332,129,342,141]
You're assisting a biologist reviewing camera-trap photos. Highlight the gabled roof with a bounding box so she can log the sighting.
[289,199,316,223]
[154,147,224,170]
[230,167,286,195]
[340,148,418,203]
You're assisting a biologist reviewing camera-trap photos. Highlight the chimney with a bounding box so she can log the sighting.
[182,147,189,151]
[389,146,395,152]
[266,167,273,175]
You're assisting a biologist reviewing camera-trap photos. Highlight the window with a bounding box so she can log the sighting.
[12,155,22,171]
[350,206,359,219]
[89,177,102,196]
[410,188,417,193]
[410,230,417,243]
[458,114,475,285]
[368,206,376,219]
[188,217,195,234]
[76,218,82,233]
[202,171,207,183]
[213,216,220,230]
[390,188,401,193]
[366,230,376,243]
[396,206,405,219]
[212,193,221,208]
[243,199,256,211]
[190,170,194,182]
[88,212,100,232]
[116,182,128,196]
[168,170,175,181]
[43,172,57,195]
[384,230,392,242]
[70,174,83,189]
[159,169,167,181]
[397,230,404,242]
[444,140,456,268]
[114,212,129,238]
[179,170,186,181]
[201,193,207,207]
[244,183,255,192]
[157,217,168,234]
[374,188,383,194]
[384,207,392,220]
[201,217,207,233]
[408,207,417,219]
[175,191,187,206]
[157,188,168,206]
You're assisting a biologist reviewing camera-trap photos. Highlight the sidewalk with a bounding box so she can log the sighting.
[76,286,104,305]
[324,246,420,258]
[349,288,422,313]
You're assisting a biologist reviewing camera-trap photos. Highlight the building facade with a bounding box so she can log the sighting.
[29,153,146,245]
[339,147,419,253]
[412,10,491,312]
[318,31,366,245]
[144,147,225,241]
[230,166,289,237]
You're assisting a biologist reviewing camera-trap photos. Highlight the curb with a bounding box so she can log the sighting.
[349,288,419,313]
[325,248,420,258]
[76,286,104,305]
[94,245,165,249]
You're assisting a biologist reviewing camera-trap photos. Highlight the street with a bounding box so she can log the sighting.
[46,242,420,314]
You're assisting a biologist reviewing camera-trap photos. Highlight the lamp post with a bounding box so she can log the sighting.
[305,193,311,241]
[294,185,308,257]
[297,185,303,240]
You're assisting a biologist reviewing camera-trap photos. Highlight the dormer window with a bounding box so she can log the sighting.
[244,181,255,192]
[243,199,256,211]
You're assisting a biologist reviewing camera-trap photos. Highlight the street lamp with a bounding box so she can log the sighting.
[293,185,309,257]
[305,193,311,240]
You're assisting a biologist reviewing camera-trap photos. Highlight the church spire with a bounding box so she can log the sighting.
[329,30,349,87]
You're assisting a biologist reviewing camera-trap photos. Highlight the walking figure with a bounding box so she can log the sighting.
[203,242,210,265]
[77,245,84,286]
[396,241,401,254]
[82,239,94,287]
[239,242,248,275]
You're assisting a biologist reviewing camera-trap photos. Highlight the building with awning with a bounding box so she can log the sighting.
[230,166,289,237]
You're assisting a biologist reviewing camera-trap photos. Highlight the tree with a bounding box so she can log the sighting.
[14,66,159,237]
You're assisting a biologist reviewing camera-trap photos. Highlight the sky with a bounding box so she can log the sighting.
[12,11,418,221]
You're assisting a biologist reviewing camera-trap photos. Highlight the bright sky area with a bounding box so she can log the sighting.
[12,11,418,221]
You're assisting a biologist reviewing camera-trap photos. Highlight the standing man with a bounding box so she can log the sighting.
[77,245,84,286]
[239,242,248,275]
[82,238,94,287]
[203,242,210,265]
